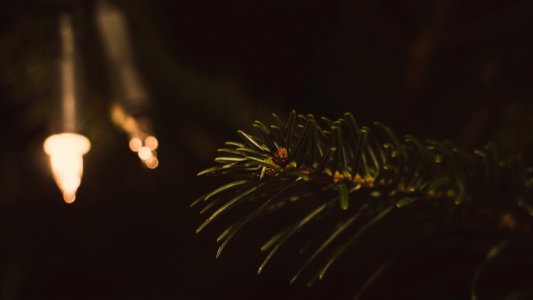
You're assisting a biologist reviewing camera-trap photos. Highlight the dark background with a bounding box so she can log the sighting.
[1,0,533,299]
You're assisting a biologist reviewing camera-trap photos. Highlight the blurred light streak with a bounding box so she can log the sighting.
[44,133,91,203]
[111,104,159,169]
[95,0,148,107]
[60,13,76,132]
[96,1,159,169]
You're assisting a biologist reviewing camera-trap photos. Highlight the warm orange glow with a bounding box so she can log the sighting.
[43,133,91,203]
[60,14,76,132]
[145,136,158,150]
[138,146,152,161]
[96,1,159,170]
[137,146,159,169]
[129,137,142,152]
[110,104,159,169]
[96,1,148,107]
[145,156,159,169]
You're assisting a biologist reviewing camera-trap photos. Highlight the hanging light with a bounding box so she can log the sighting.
[43,13,91,203]
[44,133,91,203]
[111,104,159,169]
[96,1,159,169]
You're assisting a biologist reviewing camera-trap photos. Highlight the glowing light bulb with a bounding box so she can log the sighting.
[43,133,91,203]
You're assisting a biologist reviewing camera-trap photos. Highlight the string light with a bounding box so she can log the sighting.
[97,1,160,169]
[44,5,159,203]
[43,13,92,203]
[43,133,91,203]
[111,104,159,169]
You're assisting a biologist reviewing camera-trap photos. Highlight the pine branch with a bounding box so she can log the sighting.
[193,111,533,296]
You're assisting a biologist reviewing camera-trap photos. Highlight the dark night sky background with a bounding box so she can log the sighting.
[1,0,533,299]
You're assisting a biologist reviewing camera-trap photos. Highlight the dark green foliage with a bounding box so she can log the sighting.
[194,111,533,296]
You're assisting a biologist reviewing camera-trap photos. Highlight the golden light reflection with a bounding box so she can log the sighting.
[145,136,158,150]
[138,146,152,161]
[43,133,91,203]
[129,137,142,152]
[111,104,159,169]
[145,156,159,169]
